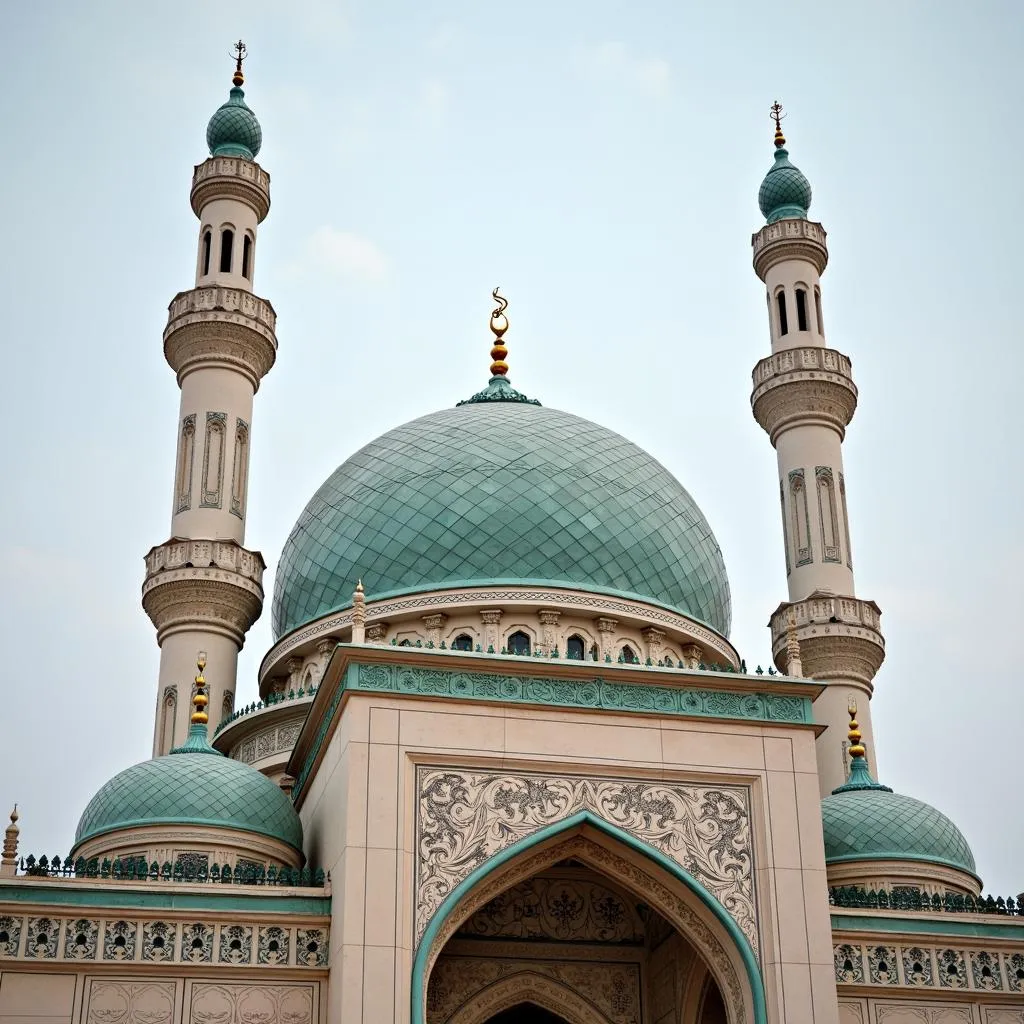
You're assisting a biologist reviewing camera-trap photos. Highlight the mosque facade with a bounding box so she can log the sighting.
[0,52,1021,1024]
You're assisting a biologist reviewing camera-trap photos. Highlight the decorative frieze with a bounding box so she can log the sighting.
[191,155,271,221]
[751,217,828,278]
[64,917,99,960]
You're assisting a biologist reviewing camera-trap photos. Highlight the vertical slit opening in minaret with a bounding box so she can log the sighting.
[814,287,824,335]
[220,229,234,273]
[776,291,789,336]
[795,288,808,331]
[242,235,252,279]
[201,230,211,276]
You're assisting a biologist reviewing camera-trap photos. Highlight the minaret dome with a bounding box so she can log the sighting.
[206,41,262,160]
[758,101,812,223]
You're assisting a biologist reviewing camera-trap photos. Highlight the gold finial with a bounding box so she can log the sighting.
[356,579,364,594]
[2,805,20,875]
[231,39,247,87]
[770,100,786,148]
[847,698,866,760]
[191,651,209,726]
[489,287,509,377]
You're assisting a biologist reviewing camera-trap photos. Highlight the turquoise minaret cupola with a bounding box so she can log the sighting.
[206,40,263,160]
[758,102,812,223]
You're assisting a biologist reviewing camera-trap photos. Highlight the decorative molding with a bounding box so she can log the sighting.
[414,767,757,955]
[834,942,865,984]
[200,412,227,509]
[816,466,842,563]
[64,917,99,960]
[230,418,249,519]
[751,218,828,278]
[261,584,738,687]
[103,919,137,961]
[191,155,272,222]
[188,983,315,1024]
[85,981,176,1024]
[176,414,196,513]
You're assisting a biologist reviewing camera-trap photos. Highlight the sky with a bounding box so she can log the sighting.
[1,2,1021,893]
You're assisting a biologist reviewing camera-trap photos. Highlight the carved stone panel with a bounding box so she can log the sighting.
[85,981,176,1024]
[188,983,315,1024]
[415,767,756,955]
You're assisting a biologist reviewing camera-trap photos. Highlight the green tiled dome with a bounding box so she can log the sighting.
[206,86,262,160]
[821,787,976,878]
[272,400,731,639]
[72,735,302,853]
[758,147,812,223]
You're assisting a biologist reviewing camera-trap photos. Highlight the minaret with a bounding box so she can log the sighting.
[750,104,885,796]
[143,43,277,755]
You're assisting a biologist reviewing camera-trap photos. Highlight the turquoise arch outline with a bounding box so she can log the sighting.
[410,810,767,1024]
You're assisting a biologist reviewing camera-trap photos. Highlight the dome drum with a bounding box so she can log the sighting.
[825,857,982,899]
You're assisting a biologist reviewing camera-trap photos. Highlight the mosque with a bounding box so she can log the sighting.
[1,45,1022,1024]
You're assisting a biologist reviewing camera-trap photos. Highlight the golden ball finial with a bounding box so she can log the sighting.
[846,698,865,759]
[489,287,510,376]
[770,100,786,148]
[232,39,247,87]
[191,651,210,726]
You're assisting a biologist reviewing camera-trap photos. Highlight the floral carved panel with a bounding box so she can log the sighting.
[415,767,757,955]
[188,983,315,1024]
[86,981,176,1024]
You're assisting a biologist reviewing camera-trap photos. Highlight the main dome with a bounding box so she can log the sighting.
[272,400,731,639]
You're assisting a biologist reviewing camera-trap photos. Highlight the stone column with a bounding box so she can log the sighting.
[480,610,503,653]
[286,656,303,694]
[422,614,448,648]
[681,643,702,669]
[0,807,19,878]
[316,637,337,679]
[365,622,388,644]
[538,610,561,656]
[595,618,617,662]
[641,627,665,664]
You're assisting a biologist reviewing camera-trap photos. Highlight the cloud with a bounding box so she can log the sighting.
[574,42,672,98]
[301,226,389,284]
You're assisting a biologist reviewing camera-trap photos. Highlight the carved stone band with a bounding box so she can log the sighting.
[751,218,828,279]
[191,156,271,222]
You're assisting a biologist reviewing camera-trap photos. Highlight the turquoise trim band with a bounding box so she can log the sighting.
[410,810,766,1024]
[832,913,1024,941]
[291,660,813,802]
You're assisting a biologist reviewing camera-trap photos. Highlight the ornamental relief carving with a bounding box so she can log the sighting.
[85,981,176,1024]
[428,956,639,1024]
[189,983,315,1024]
[415,767,756,956]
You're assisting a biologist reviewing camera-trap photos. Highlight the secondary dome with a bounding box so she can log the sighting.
[272,396,731,639]
[72,734,302,854]
[206,86,262,160]
[758,146,812,223]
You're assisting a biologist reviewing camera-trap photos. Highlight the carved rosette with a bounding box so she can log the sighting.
[142,539,265,646]
[191,156,271,222]
[751,347,858,445]
[164,286,278,390]
[751,218,828,280]
[770,596,884,686]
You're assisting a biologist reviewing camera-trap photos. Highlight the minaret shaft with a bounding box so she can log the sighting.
[752,164,885,797]
[145,70,275,756]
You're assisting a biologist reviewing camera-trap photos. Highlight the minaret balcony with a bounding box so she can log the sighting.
[142,538,265,645]
[752,218,828,279]
[770,595,885,689]
[191,156,271,222]
[751,346,858,444]
[164,285,277,388]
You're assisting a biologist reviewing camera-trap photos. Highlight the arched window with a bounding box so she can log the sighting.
[219,228,234,273]
[241,234,252,279]
[795,288,808,331]
[566,635,585,660]
[201,230,212,276]
[452,634,473,651]
[776,291,789,336]
[621,644,638,664]
[814,287,825,335]
[508,631,531,656]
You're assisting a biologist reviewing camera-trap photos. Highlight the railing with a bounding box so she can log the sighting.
[214,684,318,736]
[830,885,1024,917]
[12,855,326,888]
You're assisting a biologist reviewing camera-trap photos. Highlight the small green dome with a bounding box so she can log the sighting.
[272,400,731,639]
[206,86,262,160]
[72,731,302,853]
[758,147,812,223]
[822,776,976,878]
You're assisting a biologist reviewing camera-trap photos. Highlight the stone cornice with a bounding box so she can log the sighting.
[260,583,740,690]
[751,218,828,279]
[164,286,277,389]
[751,345,857,444]
[770,595,884,686]
[191,157,271,222]
[142,539,265,645]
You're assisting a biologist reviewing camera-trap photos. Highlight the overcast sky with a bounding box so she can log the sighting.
[1,1,1021,893]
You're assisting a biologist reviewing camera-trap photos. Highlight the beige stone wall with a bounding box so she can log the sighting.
[296,692,839,1023]
[838,998,1024,1022]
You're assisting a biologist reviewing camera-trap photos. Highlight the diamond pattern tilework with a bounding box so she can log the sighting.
[821,789,976,875]
[73,751,302,850]
[272,402,731,639]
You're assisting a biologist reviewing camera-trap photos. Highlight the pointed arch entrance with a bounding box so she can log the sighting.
[412,811,765,1024]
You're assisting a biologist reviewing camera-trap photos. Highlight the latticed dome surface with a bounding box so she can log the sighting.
[272,402,731,639]
[73,750,302,852]
[206,87,262,159]
[821,788,976,877]
[758,148,812,223]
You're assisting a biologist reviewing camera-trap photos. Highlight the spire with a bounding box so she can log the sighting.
[457,288,541,407]
[232,39,247,88]
[757,101,812,223]
[0,806,19,876]
[206,40,263,160]
[831,699,891,795]
[770,100,786,148]
[351,580,366,643]
[170,653,221,756]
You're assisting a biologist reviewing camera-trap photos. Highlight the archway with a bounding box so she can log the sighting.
[486,1007,567,1024]
[414,812,764,1024]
